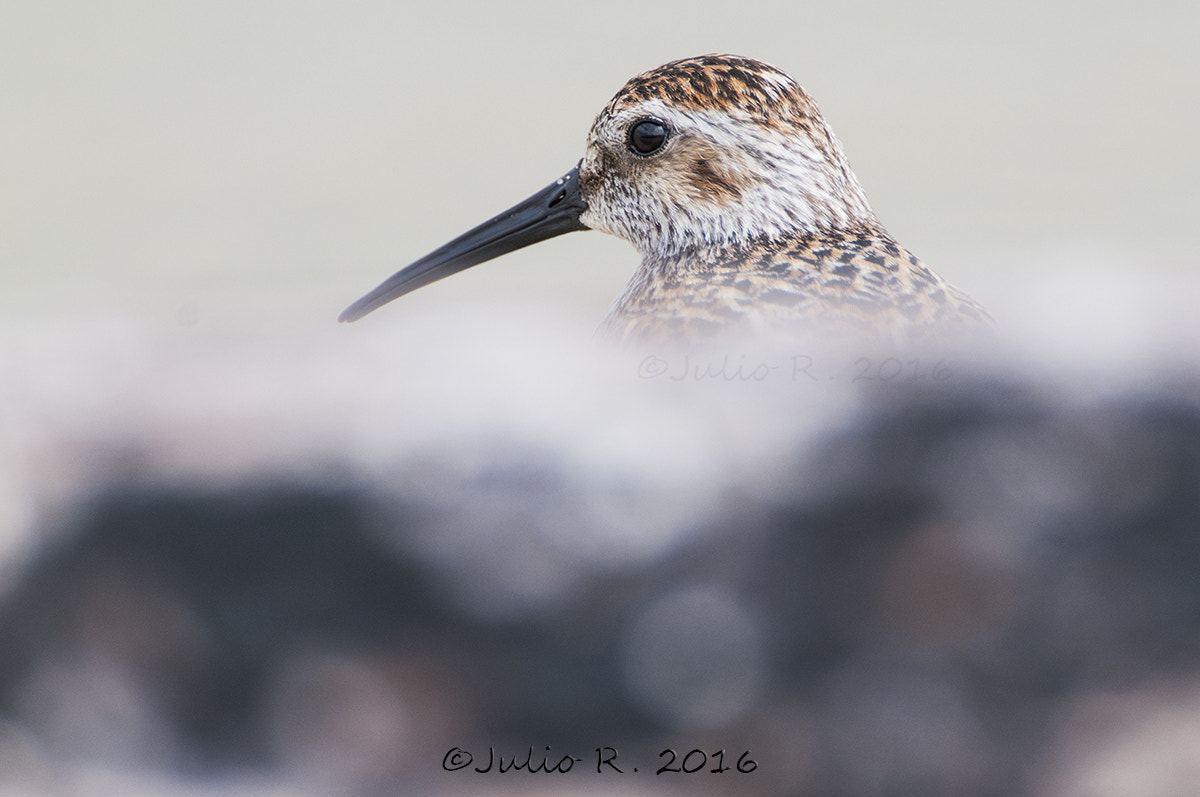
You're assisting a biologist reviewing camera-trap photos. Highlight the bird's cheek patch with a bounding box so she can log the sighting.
[685,155,745,204]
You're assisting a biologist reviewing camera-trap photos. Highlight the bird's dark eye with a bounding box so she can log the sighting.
[628,118,668,155]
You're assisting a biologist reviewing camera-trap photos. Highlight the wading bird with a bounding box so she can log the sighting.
[340,55,990,344]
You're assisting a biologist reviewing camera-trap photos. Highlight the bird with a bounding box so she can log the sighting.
[339,54,991,345]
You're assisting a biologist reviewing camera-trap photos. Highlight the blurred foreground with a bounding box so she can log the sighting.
[2,301,1200,797]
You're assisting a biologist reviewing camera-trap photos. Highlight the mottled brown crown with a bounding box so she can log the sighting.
[603,54,821,136]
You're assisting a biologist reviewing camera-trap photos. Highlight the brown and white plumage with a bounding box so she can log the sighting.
[597,228,990,345]
[340,54,991,344]
[579,55,989,344]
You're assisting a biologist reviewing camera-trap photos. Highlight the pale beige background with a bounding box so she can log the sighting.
[3,1,1198,329]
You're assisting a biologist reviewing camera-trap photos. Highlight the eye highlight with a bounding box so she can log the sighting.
[628,118,668,155]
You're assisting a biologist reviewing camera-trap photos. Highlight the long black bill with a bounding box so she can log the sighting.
[338,163,588,322]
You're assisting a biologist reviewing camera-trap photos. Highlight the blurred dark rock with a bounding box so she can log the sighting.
[2,382,1199,796]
